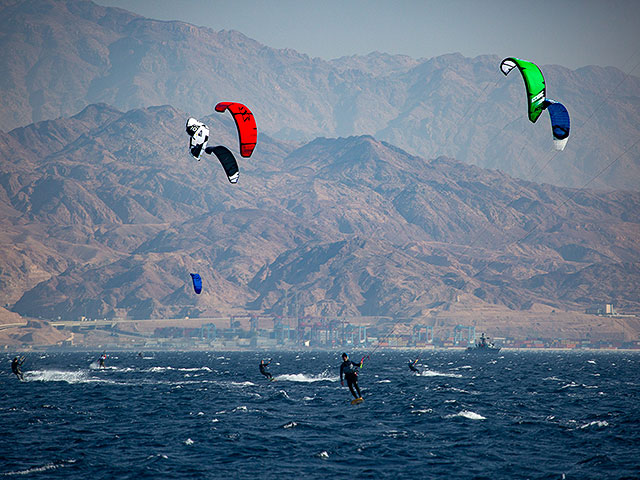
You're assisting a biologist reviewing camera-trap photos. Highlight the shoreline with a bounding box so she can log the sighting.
[5,345,640,354]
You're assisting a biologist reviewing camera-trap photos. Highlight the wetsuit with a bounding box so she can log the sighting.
[259,361,272,380]
[340,359,362,399]
[11,357,25,381]
[409,361,420,373]
[98,354,106,368]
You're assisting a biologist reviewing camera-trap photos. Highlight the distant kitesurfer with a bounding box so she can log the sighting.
[259,359,272,380]
[98,352,106,368]
[340,353,363,400]
[11,356,25,381]
[408,358,420,373]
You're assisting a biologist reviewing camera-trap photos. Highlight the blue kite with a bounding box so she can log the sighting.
[190,273,202,294]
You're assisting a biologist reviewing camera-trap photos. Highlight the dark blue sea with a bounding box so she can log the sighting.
[2,350,639,479]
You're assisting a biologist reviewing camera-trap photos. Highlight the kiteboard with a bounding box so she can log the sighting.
[350,397,364,405]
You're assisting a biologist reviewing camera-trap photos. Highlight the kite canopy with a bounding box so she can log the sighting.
[215,102,257,157]
[186,118,209,160]
[190,273,202,294]
[207,145,239,183]
[500,57,547,123]
[544,100,571,151]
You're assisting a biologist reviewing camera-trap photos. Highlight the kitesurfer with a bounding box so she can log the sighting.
[340,353,363,400]
[11,356,25,381]
[98,352,106,368]
[408,358,420,373]
[259,359,272,380]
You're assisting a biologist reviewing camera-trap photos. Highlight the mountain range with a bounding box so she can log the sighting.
[1,0,639,347]
[1,0,639,190]
[1,104,638,327]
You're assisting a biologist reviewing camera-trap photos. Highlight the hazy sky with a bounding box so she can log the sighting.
[94,0,640,70]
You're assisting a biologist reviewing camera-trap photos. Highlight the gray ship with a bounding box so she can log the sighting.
[466,333,501,353]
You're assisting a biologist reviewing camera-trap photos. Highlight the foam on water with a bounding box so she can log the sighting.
[450,387,478,395]
[178,367,212,372]
[113,367,136,372]
[148,366,169,373]
[231,381,256,387]
[25,370,93,384]
[561,382,598,389]
[419,369,463,378]
[411,408,433,415]
[275,372,338,383]
[145,454,168,460]
[275,390,292,401]
[89,363,118,370]
[147,366,212,373]
[580,420,609,429]
[1,460,75,476]
[448,410,486,420]
[384,430,409,439]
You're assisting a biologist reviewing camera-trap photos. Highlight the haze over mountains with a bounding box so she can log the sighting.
[0,0,639,343]
[1,104,639,324]
[1,0,639,190]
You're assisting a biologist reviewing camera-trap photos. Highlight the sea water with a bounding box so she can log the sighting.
[1,350,639,479]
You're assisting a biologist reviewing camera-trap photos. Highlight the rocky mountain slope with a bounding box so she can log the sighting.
[1,104,638,322]
[1,0,639,190]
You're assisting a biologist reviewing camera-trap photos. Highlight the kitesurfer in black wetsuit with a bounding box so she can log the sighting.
[408,358,420,373]
[98,352,106,368]
[11,356,25,381]
[340,353,363,400]
[259,360,272,380]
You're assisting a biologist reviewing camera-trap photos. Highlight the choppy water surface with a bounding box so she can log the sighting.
[1,351,639,479]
